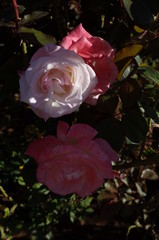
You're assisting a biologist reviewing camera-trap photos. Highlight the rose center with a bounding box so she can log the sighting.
[40,68,73,94]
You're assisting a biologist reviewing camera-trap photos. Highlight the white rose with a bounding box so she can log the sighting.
[19,44,97,120]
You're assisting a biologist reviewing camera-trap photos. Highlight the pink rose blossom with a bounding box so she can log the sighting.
[60,23,118,105]
[26,121,118,198]
[19,44,97,120]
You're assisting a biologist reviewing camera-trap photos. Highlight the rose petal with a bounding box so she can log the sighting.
[30,44,61,63]
[57,121,69,141]
[25,136,61,163]
[67,123,98,141]
[69,36,92,53]
[61,23,92,49]
[95,138,118,162]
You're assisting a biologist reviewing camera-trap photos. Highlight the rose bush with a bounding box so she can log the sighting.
[19,44,97,120]
[26,121,118,197]
[60,23,118,104]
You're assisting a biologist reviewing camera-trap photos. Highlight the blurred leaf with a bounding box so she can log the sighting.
[115,44,143,62]
[96,117,125,152]
[141,169,159,180]
[114,44,143,80]
[85,207,94,213]
[142,105,159,121]
[70,211,76,223]
[18,5,26,15]
[122,109,148,143]
[3,207,10,218]
[135,182,146,197]
[139,65,159,84]
[45,231,54,240]
[32,182,42,189]
[80,196,93,208]
[119,78,141,108]
[97,95,119,115]
[20,11,49,25]
[121,66,131,80]
[39,187,50,195]
[0,5,24,22]
[122,0,156,28]
[134,25,144,33]
[0,20,15,27]
[18,176,26,186]
[143,38,159,58]
[18,27,56,46]
[104,181,117,193]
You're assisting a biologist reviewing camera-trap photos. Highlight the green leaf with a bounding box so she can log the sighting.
[119,78,141,109]
[97,95,119,115]
[96,118,125,152]
[122,0,158,28]
[32,182,42,189]
[143,105,159,121]
[70,211,76,223]
[20,11,49,25]
[18,5,26,15]
[139,65,159,84]
[18,176,26,186]
[18,27,56,46]
[114,43,143,80]
[122,109,148,143]
[80,196,93,208]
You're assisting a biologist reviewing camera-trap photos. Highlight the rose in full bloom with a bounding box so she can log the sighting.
[26,121,118,198]
[60,23,118,105]
[19,44,97,120]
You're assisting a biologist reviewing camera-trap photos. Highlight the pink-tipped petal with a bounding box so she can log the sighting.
[69,36,92,53]
[61,23,92,49]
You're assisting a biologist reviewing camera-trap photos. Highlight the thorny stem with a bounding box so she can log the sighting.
[12,0,20,28]
[113,153,159,170]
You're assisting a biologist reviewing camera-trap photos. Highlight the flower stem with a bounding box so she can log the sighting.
[12,0,20,27]
[113,154,159,170]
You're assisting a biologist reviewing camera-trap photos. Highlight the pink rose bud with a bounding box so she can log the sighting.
[26,121,118,198]
[60,23,118,105]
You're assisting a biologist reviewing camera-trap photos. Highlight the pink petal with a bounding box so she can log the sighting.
[77,139,114,179]
[25,136,61,163]
[60,23,92,49]
[37,152,105,197]
[89,57,118,89]
[68,36,92,53]
[85,57,118,105]
[95,138,118,162]
[88,37,115,59]
[57,121,69,141]
[67,123,98,141]
[75,166,104,197]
